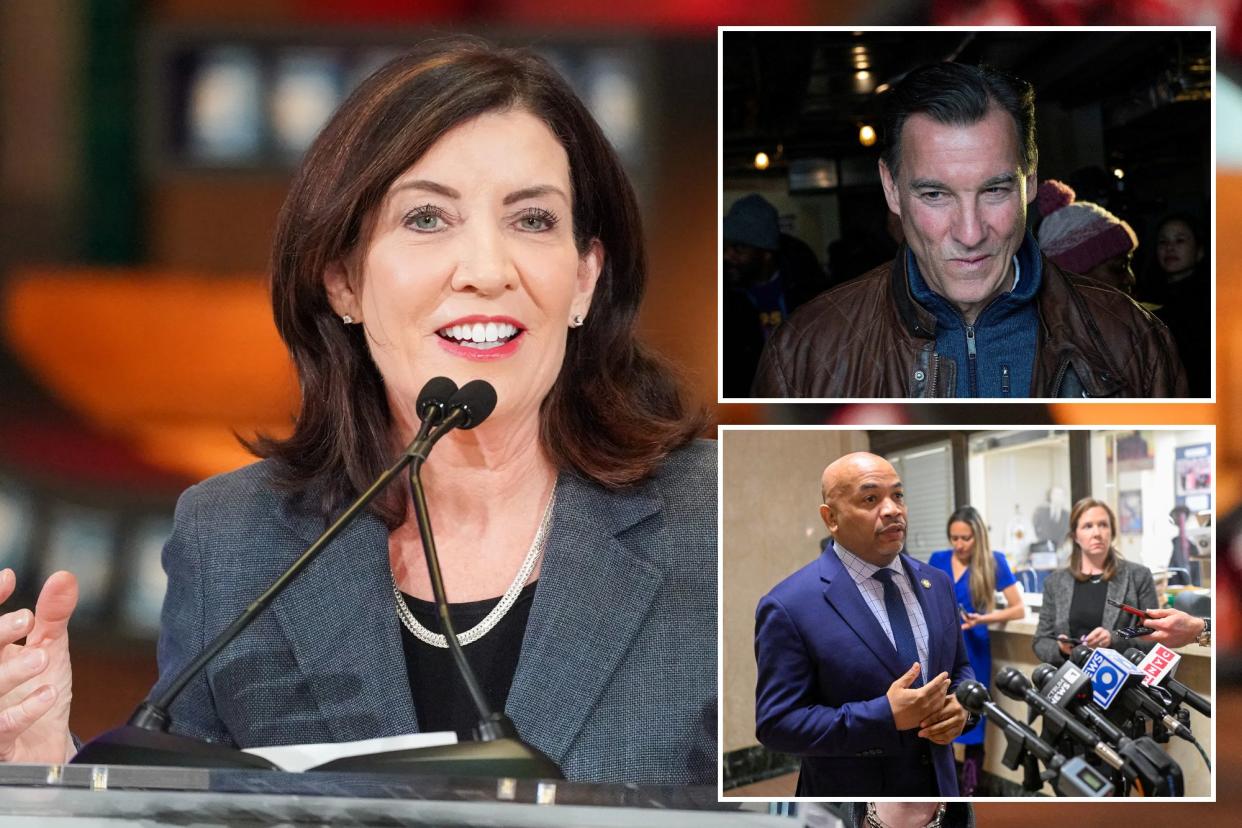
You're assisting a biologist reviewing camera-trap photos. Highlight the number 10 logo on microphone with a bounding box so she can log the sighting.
[1082,649,1131,709]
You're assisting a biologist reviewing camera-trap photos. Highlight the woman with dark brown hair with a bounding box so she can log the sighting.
[1032,498,1158,666]
[0,39,714,784]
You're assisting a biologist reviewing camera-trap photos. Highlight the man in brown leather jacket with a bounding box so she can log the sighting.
[750,62,1188,399]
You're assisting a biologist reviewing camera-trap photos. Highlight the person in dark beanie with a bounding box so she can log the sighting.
[751,61,1187,398]
[723,193,827,395]
[1035,179,1139,294]
[724,193,786,335]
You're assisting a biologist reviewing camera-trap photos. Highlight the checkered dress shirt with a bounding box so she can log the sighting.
[834,543,931,679]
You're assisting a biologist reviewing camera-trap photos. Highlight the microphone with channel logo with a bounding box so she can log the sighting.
[955,680,1113,796]
[1070,646,1203,765]
[1123,646,1211,718]
[1031,660,1184,796]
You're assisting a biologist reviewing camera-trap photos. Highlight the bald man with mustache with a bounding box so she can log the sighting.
[754,452,973,796]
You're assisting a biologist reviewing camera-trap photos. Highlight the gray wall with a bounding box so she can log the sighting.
[721,428,869,753]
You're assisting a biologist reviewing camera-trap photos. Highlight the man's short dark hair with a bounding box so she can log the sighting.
[881,61,1037,177]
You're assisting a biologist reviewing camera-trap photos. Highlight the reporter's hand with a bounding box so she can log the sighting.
[1140,608,1205,648]
[1083,626,1111,649]
[918,692,967,745]
[0,569,78,763]
[1056,634,1075,656]
[961,612,982,631]
[887,663,950,731]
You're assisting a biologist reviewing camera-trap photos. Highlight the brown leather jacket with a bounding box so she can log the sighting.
[750,251,1188,398]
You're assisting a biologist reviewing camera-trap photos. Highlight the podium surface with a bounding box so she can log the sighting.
[0,764,788,826]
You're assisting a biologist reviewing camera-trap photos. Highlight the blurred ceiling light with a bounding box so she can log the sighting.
[856,70,871,81]
[1113,167,1125,179]
[754,151,771,170]
[875,82,890,94]
[859,124,877,147]
[189,47,262,161]
[271,53,342,159]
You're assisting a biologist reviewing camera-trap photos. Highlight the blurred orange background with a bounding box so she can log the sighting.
[0,0,1236,821]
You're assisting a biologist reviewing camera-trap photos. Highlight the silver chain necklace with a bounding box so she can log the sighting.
[865,802,946,828]
[391,489,555,648]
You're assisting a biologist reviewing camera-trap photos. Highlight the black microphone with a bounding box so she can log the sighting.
[405,379,499,463]
[444,379,497,430]
[1123,647,1212,718]
[994,666,1125,771]
[956,680,1062,767]
[417,376,458,426]
[956,680,1115,796]
[1069,646,1195,742]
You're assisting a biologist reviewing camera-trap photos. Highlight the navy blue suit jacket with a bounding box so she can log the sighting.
[149,441,717,784]
[754,545,974,796]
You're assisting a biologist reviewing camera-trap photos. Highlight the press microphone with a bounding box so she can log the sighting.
[1070,647,1195,742]
[1123,647,1211,718]
[444,379,498,429]
[994,667,1125,771]
[955,680,1061,767]
[956,680,1112,796]
[1032,662,1130,747]
[1033,661,1185,796]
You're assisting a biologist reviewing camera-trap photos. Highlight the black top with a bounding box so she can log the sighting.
[398,581,537,738]
[1068,576,1109,639]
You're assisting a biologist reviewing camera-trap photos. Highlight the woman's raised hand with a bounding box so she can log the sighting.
[0,569,78,763]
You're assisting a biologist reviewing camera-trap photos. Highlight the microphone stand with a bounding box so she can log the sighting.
[316,398,561,778]
[71,409,449,770]
[74,378,560,777]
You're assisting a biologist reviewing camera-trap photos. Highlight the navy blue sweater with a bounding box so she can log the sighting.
[906,232,1043,397]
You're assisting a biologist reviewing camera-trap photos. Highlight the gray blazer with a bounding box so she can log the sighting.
[1032,558,1158,665]
[150,440,717,784]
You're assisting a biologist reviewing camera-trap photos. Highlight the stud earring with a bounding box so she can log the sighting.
[570,314,585,328]
[342,315,354,325]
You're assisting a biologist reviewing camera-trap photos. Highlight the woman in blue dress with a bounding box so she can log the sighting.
[928,506,1025,796]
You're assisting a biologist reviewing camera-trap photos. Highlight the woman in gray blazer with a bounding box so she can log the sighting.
[0,39,715,784]
[1033,498,1158,666]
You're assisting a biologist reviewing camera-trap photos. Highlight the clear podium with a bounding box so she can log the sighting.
[0,764,790,826]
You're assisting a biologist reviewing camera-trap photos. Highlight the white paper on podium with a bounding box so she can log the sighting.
[242,731,458,772]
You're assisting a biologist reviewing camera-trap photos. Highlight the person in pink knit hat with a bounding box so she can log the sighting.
[1035,179,1138,294]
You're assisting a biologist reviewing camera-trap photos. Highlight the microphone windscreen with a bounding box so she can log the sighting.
[955,679,989,714]
[1070,645,1093,666]
[417,376,459,421]
[995,666,1032,696]
[1031,663,1058,690]
[450,380,498,429]
[1123,648,1145,664]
